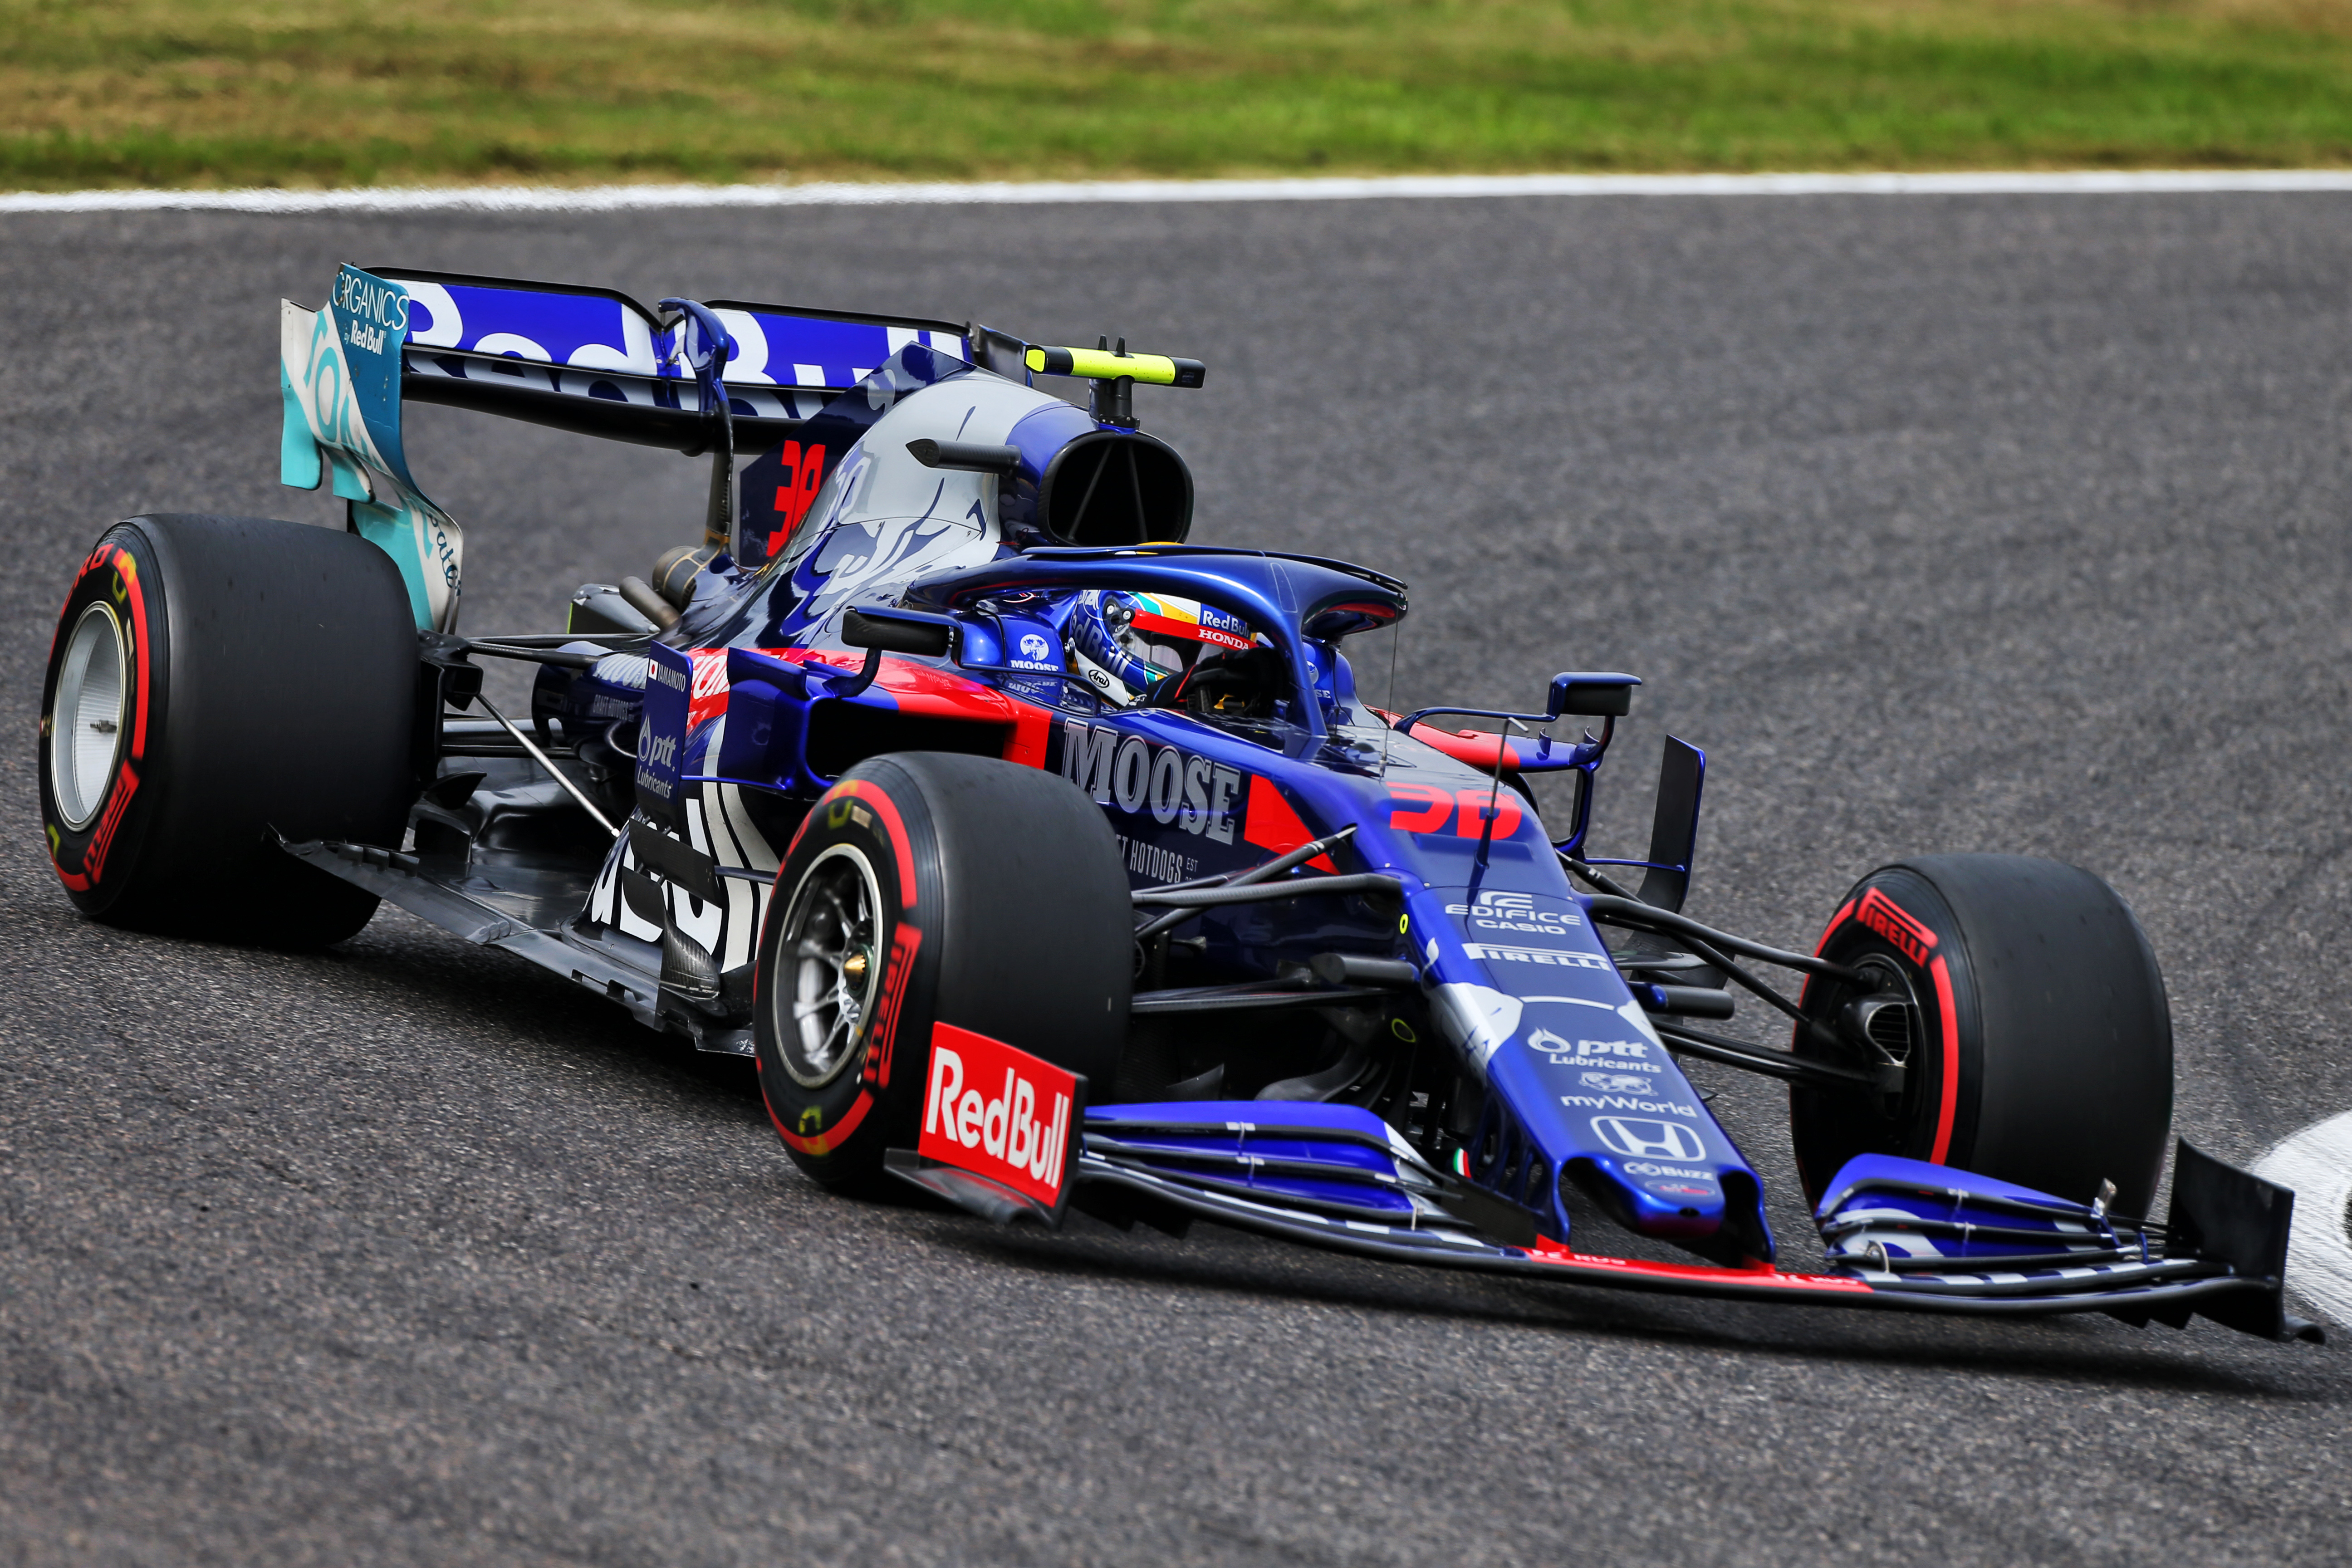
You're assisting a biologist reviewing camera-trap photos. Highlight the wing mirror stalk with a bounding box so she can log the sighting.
[838,605,1103,709]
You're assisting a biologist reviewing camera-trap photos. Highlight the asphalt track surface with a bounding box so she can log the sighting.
[4,192,2351,1566]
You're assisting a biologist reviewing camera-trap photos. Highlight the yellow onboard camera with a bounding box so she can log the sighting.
[1024,340,1205,426]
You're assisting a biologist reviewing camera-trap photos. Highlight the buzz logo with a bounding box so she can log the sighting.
[1581,1072,1652,1093]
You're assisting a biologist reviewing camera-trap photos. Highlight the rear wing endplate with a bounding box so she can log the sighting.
[278,265,990,629]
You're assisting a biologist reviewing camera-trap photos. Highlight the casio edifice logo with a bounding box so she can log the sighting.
[1445,889,1582,939]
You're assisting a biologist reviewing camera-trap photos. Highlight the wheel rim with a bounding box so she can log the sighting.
[51,603,126,831]
[774,843,883,1088]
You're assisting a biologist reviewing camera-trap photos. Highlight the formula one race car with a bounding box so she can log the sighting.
[39,265,2323,1344]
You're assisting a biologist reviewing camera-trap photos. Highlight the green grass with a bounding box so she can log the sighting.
[6,0,2352,190]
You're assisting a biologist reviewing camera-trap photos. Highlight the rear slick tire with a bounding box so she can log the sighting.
[39,514,420,947]
[1791,853,2173,1217]
[754,752,1132,1195]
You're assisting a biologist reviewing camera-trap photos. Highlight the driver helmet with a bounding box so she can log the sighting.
[1064,589,1255,706]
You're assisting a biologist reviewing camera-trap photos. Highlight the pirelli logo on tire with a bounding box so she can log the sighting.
[1856,887,1937,966]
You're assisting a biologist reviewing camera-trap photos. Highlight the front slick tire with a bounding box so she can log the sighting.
[754,752,1131,1195]
[1792,854,2173,1216]
[39,514,419,947]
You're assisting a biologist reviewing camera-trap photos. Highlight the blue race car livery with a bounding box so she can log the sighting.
[37,265,2324,1348]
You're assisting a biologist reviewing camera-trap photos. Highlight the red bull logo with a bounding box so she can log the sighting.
[918,1024,1077,1207]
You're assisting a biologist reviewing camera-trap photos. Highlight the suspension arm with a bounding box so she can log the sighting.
[1652,1021,1900,1093]
[1583,894,1873,985]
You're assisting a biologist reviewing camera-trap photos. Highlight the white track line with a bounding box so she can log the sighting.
[2253,1110,2352,1329]
[7,169,2352,216]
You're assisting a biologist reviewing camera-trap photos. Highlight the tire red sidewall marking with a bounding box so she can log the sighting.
[83,760,140,883]
[1928,954,1960,1164]
[116,549,151,760]
[49,542,155,894]
[834,778,916,906]
[862,924,922,1088]
[1813,900,1854,957]
[771,1085,874,1155]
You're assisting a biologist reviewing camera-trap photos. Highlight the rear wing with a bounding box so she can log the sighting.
[385,268,980,450]
[279,265,1025,630]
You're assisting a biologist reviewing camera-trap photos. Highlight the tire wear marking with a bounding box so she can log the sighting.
[1928,955,1959,1165]
[833,778,916,906]
[771,1085,874,1156]
[1856,887,1936,965]
[863,924,922,1088]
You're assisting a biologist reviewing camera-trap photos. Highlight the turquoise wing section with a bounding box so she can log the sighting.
[280,265,462,631]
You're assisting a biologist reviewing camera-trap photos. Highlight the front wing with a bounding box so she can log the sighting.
[1069,1153,2295,1328]
[906,1089,2323,1343]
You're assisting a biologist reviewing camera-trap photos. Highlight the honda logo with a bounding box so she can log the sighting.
[1590,1116,1705,1161]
